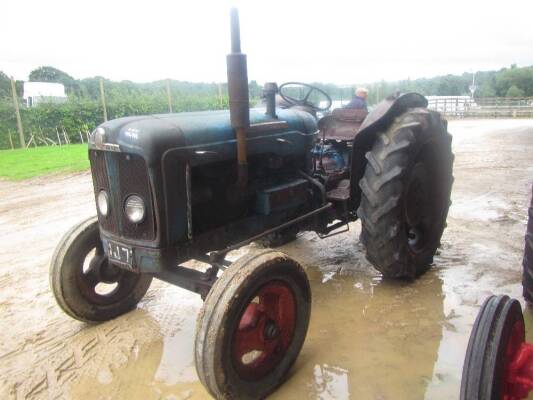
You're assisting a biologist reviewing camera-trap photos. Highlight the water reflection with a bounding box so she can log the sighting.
[272,247,445,400]
[69,286,206,399]
[313,364,350,399]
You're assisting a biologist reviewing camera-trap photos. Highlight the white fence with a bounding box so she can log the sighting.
[427,96,533,118]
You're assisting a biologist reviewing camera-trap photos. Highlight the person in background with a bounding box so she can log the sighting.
[343,87,368,110]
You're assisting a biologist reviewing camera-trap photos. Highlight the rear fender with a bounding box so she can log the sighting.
[350,92,428,209]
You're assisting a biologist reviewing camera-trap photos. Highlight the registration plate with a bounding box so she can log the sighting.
[106,241,133,269]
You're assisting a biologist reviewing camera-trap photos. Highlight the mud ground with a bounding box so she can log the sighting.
[1,119,533,400]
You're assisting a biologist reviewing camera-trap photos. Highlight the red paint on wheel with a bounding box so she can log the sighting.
[503,321,533,400]
[231,281,297,380]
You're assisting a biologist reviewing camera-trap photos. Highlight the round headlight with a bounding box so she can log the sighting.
[94,127,105,147]
[97,190,109,217]
[124,195,145,223]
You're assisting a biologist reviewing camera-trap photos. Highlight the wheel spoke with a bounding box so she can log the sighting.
[234,315,267,358]
[303,87,313,102]
[94,242,104,257]
[83,266,100,289]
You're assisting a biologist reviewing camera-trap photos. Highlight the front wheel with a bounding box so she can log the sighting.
[194,250,311,399]
[358,108,454,278]
[50,216,152,322]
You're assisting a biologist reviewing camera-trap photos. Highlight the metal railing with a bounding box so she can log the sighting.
[427,96,533,118]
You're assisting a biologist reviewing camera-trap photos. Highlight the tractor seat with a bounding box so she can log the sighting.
[318,108,368,141]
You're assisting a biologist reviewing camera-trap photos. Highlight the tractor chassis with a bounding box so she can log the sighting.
[142,201,342,299]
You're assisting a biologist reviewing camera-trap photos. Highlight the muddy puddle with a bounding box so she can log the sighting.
[1,119,533,399]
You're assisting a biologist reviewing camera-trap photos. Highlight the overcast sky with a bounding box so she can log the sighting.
[2,0,532,85]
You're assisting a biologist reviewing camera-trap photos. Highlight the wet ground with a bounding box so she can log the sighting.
[1,119,533,399]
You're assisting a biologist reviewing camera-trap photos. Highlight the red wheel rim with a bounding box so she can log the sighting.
[502,319,533,400]
[231,280,297,380]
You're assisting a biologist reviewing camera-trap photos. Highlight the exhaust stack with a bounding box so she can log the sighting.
[227,8,250,188]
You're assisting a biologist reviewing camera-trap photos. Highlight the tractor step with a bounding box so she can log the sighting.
[326,179,351,202]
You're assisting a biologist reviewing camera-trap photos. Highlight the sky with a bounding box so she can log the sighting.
[2,0,533,85]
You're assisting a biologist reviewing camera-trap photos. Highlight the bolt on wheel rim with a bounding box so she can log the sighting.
[231,281,297,380]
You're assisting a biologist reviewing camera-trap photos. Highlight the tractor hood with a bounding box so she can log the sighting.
[89,108,318,166]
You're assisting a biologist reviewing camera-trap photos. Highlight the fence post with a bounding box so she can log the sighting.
[10,77,25,148]
[61,126,69,144]
[99,78,108,122]
[56,127,62,146]
[8,131,14,150]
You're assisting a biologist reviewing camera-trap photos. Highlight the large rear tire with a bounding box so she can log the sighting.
[523,184,533,303]
[358,108,453,278]
[50,216,152,322]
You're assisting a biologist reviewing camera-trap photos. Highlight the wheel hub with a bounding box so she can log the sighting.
[264,320,280,340]
[404,162,431,253]
[231,281,296,380]
[76,245,134,305]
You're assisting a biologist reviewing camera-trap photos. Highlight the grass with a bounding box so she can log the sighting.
[0,144,90,180]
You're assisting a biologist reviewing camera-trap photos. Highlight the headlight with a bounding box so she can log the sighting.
[89,127,105,147]
[94,127,105,147]
[124,195,145,223]
[97,190,109,217]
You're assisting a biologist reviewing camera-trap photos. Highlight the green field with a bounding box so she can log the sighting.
[0,144,90,180]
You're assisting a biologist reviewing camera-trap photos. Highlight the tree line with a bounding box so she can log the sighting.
[1,64,532,149]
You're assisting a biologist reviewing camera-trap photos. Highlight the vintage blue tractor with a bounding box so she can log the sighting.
[50,9,454,399]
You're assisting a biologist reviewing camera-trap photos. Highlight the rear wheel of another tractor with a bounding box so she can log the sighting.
[50,216,152,322]
[358,108,454,279]
[461,295,533,400]
[523,184,533,303]
[194,250,311,399]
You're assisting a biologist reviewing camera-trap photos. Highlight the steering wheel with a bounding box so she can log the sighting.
[279,82,332,112]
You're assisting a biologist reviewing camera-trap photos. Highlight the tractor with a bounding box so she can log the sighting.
[50,8,454,399]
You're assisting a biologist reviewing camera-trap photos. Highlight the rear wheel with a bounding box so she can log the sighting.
[357,108,453,278]
[461,295,531,400]
[50,216,152,322]
[195,250,311,399]
[523,184,533,303]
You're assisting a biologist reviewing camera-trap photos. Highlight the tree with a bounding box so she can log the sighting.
[506,85,525,97]
[477,83,496,97]
[0,72,12,99]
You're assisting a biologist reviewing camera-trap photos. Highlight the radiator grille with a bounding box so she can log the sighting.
[90,150,118,233]
[118,154,155,240]
[89,150,155,240]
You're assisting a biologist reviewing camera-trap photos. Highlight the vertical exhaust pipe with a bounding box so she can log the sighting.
[227,8,250,188]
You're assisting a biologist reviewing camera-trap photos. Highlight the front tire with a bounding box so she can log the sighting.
[358,108,454,278]
[195,250,311,399]
[50,216,152,322]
